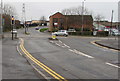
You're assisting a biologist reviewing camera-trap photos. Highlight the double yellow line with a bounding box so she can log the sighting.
[19,38,67,81]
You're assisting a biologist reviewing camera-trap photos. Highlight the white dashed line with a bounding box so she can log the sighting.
[62,46,65,48]
[68,49,94,59]
[73,49,94,59]
[68,49,74,52]
[59,40,63,43]
[55,43,61,47]
[63,44,70,48]
[106,62,120,69]
[50,41,54,43]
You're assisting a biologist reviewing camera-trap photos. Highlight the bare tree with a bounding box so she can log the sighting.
[40,16,46,26]
[94,14,105,30]
[3,4,17,19]
[2,4,18,32]
[62,6,91,15]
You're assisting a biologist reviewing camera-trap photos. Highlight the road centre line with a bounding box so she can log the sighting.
[68,49,94,59]
[73,49,94,58]
[68,49,75,52]
[59,40,63,43]
[63,44,70,48]
[55,43,61,47]
[19,38,67,81]
[106,62,120,69]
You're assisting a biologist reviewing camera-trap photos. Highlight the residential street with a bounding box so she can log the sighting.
[1,1,119,81]
[2,27,118,80]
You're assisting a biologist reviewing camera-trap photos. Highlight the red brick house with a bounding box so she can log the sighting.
[49,12,93,31]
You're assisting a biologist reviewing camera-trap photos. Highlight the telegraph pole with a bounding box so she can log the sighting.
[81,0,86,34]
[110,10,114,36]
[22,3,27,34]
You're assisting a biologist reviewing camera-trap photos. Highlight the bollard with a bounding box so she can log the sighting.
[52,35,56,40]
[15,33,17,39]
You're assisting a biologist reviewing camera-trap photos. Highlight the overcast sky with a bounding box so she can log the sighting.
[3,0,120,22]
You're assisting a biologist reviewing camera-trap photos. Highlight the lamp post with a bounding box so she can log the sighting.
[0,0,3,38]
[81,0,86,34]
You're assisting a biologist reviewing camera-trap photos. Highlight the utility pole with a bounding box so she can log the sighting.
[110,10,114,36]
[81,0,86,34]
[22,3,27,34]
[0,0,3,38]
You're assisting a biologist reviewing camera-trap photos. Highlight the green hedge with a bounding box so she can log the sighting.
[75,28,91,31]
[68,31,93,36]
[68,31,109,36]
[96,31,109,36]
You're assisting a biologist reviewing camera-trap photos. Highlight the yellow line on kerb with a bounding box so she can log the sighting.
[91,40,119,52]
[19,38,67,81]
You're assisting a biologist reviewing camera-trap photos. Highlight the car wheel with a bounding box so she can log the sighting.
[64,34,68,37]
[55,34,58,36]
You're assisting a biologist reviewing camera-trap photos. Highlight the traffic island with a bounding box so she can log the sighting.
[48,38,58,40]
[95,40,120,51]
[48,35,58,40]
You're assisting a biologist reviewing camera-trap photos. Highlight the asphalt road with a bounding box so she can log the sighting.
[16,27,119,80]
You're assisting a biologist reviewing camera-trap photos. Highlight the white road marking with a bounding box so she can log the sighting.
[59,40,63,43]
[68,49,94,59]
[68,49,74,52]
[62,46,65,48]
[73,49,94,59]
[106,62,120,69]
[55,43,61,47]
[50,41,54,43]
[63,44,70,48]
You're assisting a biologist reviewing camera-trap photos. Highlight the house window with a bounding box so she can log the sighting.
[59,18,64,23]
[53,18,58,23]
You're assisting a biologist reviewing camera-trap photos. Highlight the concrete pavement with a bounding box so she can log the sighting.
[2,34,40,79]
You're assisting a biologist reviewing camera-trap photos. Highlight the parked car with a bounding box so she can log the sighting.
[52,30,68,37]
[67,29,76,32]
[35,27,39,30]
[111,29,120,36]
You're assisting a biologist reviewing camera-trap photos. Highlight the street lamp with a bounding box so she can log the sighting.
[81,0,86,34]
